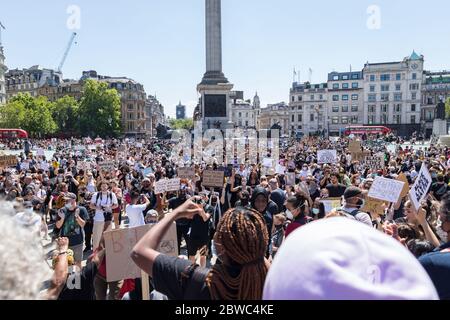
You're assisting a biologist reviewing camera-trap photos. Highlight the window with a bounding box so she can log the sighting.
[128,104,134,110]
[394,104,402,113]
[333,83,339,89]
[381,85,390,92]
[319,95,323,100]
[342,75,349,80]
[380,74,391,81]
[427,111,433,120]
[394,93,402,101]
[291,115,295,122]
[381,114,388,124]
[342,83,349,89]
[333,75,339,81]
[298,106,302,110]
[396,73,401,81]
[381,93,389,101]
[411,115,416,124]
[368,94,376,102]
[370,85,375,92]
[368,105,376,113]
[298,114,302,122]
[351,116,358,124]
[128,113,133,120]
[298,96,302,101]
[412,73,417,80]
[333,95,339,101]
[410,84,419,90]
[342,95,349,101]
[341,116,349,124]
[245,112,248,118]
[245,121,248,127]
[311,95,315,100]
[291,107,295,111]
[381,104,388,113]
[411,92,417,100]
[396,84,401,91]
[394,115,401,124]
[292,96,295,102]
[368,115,375,124]
[352,82,358,89]
[298,125,302,129]
[239,112,242,117]
[351,94,358,100]
[351,74,359,80]
[370,75,376,82]
[351,105,358,112]
[332,106,339,112]
[411,104,416,112]
[310,114,315,122]
[342,106,349,112]
[332,117,339,124]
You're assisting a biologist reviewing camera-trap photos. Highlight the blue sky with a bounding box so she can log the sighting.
[1,0,450,118]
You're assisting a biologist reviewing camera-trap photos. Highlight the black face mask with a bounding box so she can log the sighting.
[356,198,365,208]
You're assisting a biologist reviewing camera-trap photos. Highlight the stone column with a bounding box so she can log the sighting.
[206,0,222,73]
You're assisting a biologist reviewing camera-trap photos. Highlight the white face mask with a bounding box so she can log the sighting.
[312,208,320,215]
[285,209,294,220]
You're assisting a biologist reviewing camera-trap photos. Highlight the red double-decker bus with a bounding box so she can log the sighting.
[343,126,391,136]
[0,129,29,139]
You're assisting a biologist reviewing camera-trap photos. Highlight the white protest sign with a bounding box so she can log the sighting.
[263,158,274,168]
[362,154,385,170]
[320,198,342,215]
[275,164,286,175]
[368,177,405,203]
[408,164,432,210]
[177,167,195,180]
[154,180,167,194]
[136,142,143,148]
[317,150,337,164]
[166,178,181,192]
[104,223,178,282]
[20,162,30,171]
[36,149,45,156]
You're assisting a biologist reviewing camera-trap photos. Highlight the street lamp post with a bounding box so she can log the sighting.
[108,117,112,138]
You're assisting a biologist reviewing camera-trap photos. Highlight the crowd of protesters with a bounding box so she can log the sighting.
[0,133,449,300]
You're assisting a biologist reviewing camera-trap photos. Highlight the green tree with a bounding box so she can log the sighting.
[51,96,80,135]
[169,118,194,130]
[0,93,57,137]
[78,80,122,137]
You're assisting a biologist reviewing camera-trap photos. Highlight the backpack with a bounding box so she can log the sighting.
[95,191,113,206]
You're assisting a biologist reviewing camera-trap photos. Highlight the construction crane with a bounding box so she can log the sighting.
[57,32,77,73]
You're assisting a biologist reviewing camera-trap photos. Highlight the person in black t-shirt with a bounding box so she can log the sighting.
[325,173,347,198]
[131,198,269,300]
[168,187,190,254]
[431,174,449,201]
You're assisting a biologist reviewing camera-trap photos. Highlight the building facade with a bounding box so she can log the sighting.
[421,71,450,137]
[259,102,289,136]
[362,52,424,137]
[146,95,166,137]
[0,46,6,105]
[5,66,62,100]
[327,71,364,136]
[176,102,186,119]
[231,92,260,129]
[289,82,327,137]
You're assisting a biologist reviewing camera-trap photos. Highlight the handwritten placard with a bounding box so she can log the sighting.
[98,161,115,172]
[368,177,405,203]
[104,223,178,282]
[177,167,196,180]
[409,164,432,210]
[202,170,225,188]
[317,150,337,164]
[0,155,17,168]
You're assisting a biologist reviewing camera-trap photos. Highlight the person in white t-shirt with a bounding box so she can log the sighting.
[126,191,150,228]
[89,181,118,249]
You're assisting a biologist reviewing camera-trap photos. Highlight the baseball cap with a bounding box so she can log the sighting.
[63,193,77,200]
[343,186,362,200]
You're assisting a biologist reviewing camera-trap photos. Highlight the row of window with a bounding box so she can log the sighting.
[367,104,417,113]
[291,94,325,102]
[332,74,361,81]
[332,105,359,113]
[368,92,418,102]
[332,82,359,90]
[332,94,359,101]
[235,112,255,118]
[331,116,359,124]
[368,73,417,82]
[367,115,417,124]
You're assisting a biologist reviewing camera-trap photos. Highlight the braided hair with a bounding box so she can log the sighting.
[206,207,269,300]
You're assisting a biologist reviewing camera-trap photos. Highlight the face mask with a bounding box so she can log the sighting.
[312,208,320,215]
[356,198,365,209]
[65,203,73,210]
[285,209,294,220]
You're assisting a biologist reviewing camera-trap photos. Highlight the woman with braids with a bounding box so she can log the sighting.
[131,198,269,300]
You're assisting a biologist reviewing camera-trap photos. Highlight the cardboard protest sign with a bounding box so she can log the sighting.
[368,177,405,203]
[166,178,181,192]
[362,197,387,217]
[177,167,196,180]
[154,180,167,194]
[362,154,385,170]
[0,155,17,168]
[202,170,225,188]
[320,198,342,215]
[104,223,178,282]
[397,173,410,199]
[286,172,296,186]
[98,161,115,172]
[351,150,371,162]
[408,164,432,210]
[348,140,361,153]
[317,150,337,164]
